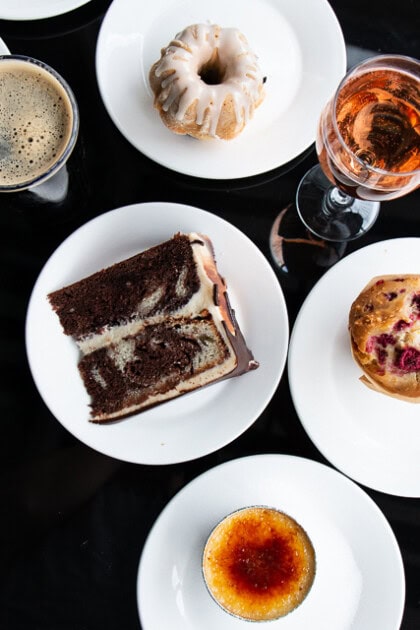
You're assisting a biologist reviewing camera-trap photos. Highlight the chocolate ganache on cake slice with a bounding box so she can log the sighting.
[48,233,258,422]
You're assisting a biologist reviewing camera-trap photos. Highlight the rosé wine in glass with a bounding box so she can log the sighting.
[317,61,420,202]
[296,54,420,242]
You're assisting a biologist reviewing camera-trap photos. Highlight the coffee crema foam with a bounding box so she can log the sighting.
[0,59,74,187]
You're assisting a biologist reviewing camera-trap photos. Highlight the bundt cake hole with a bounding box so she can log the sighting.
[199,50,227,85]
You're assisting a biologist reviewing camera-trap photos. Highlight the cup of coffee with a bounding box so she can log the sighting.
[0,54,79,193]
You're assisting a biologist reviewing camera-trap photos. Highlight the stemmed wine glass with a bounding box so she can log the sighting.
[270,54,420,271]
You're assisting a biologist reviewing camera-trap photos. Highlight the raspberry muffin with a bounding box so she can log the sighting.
[349,275,420,401]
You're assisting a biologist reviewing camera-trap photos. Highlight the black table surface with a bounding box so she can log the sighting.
[1,1,419,628]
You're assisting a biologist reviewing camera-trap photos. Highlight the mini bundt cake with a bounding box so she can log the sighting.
[149,23,265,140]
[349,275,420,402]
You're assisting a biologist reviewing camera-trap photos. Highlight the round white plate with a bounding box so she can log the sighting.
[289,238,420,497]
[95,0,346,179]
[0,0,91,20]
[25,202,288,465]
[137,454,405,630]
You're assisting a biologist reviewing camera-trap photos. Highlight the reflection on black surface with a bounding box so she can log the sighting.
[269,201,347,290]
[0,134,92,230]
[164,145,315,193]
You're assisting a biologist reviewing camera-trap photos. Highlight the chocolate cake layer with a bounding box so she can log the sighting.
[48,234,200,339]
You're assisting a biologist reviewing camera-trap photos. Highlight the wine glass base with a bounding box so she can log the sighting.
[269,202,346,288]
[296,165,380,242]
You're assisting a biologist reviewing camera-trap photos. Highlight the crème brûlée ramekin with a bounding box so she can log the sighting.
[202,506,316,621]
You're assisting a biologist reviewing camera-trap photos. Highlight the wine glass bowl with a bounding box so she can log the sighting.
[318,54,420,201]
[296,54,420,242]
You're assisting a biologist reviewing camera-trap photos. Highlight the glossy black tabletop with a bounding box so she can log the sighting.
[1,1,419,628]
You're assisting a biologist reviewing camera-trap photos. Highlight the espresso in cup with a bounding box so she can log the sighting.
[0,55,78,191]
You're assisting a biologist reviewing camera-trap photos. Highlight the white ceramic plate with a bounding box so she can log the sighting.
[289,238,420,497]
[137,454,405,630]
[0,0,91,20]
[25,202,288,464]
[95,0,346,179]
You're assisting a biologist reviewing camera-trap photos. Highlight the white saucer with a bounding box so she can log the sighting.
[289,238,420,497]
[137,454,405,630]
[95,0,346,179]
[0,0,92,20]
[25,202,288,465]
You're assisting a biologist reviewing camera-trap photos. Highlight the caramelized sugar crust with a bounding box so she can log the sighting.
[202,506,315,621]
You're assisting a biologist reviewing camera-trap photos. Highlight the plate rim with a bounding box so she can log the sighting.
[137,453,405,630]
[25,201,288,465]
[288,237,420,497]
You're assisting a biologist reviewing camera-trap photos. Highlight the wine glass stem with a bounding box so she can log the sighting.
[324,186,354,215]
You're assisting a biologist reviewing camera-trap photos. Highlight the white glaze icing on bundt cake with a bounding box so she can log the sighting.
[48,233,259,422]
[349,274,420,402]
[149,24,265,140]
